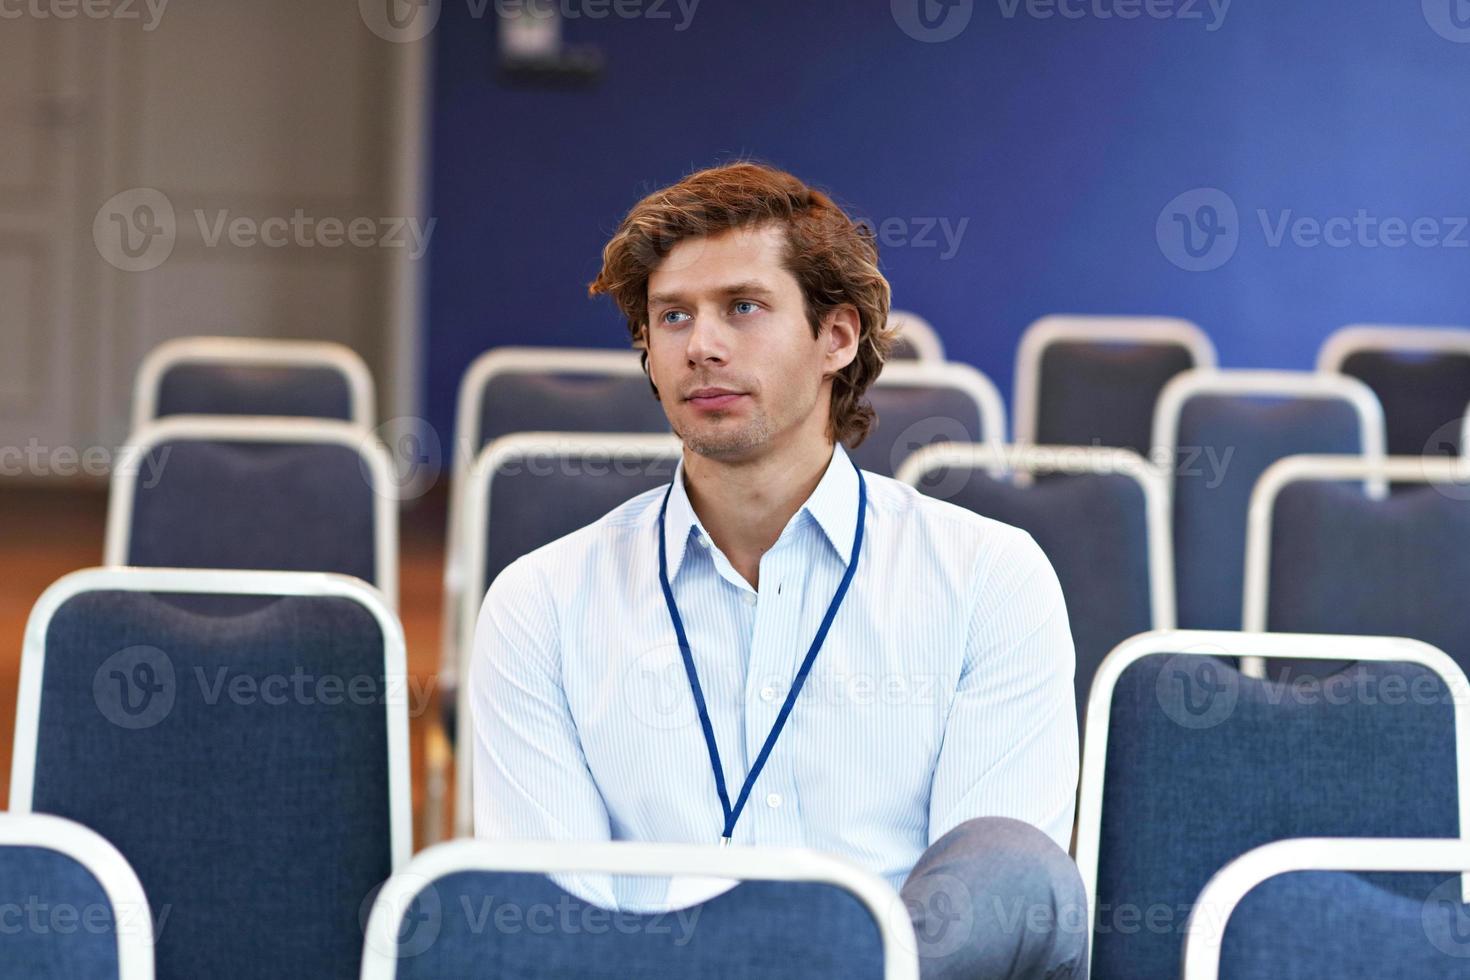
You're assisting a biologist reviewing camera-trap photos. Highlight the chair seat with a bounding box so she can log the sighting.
[1221,868,1470,978]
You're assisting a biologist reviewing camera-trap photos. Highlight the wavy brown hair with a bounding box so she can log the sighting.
[589,162,895,448]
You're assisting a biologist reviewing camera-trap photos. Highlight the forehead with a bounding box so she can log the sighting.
[647,222,798,300]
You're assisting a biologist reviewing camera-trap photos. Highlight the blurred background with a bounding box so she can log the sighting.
[3,0,1470,830]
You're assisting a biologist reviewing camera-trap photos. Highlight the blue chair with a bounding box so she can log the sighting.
[1183,838,1470,980]
[1014,315,1215,455]
[449,433,683,835]
[1319,325,1470,458]
[431,348,675,843]
[895,442,1173,726]
[1074,629,1468,980]
[0,812,155,980]
[850,361,1006,478]
[359,839,917,979]
[1154,370,1385,631]
[1243,455,1470,677]
[132,336,374,430]
[10,567,411,980]
[886,310,945,362]
[105,416,398,606]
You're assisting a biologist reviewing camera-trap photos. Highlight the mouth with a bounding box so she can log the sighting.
[685,390,747,411]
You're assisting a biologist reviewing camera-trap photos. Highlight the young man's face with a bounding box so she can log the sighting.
[644,222,854,462]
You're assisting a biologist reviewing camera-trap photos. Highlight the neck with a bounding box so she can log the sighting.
[682,428,836,591]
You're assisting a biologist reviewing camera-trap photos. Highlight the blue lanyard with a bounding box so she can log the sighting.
[656,453,867,846]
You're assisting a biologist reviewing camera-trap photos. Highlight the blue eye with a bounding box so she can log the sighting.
[733,301,759,315]
[661,310,691,325]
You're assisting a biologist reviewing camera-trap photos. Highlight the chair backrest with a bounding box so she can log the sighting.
[10,567,411,980]
[1244,456,1470,676]
[0,812,155,980]
[106,416,398,606]
[1014,315,1216,454]
[359,839,917,980]
[852,362,1006,477]
[452,433,683,835]
[440,348,671,681]
[1183,838,1470,980]
[1075,629,1469,980]
[1318,325,1470,457]
[894,443,1173,726]
[886,310,945,362]
[132,336,374,430]
[1154,370,1385,630]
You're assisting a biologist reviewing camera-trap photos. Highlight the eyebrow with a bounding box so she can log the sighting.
[648,280,778,308]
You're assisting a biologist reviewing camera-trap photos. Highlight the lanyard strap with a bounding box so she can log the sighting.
[656,453,867,844]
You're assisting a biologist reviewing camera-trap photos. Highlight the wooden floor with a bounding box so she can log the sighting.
[0,483,451,847]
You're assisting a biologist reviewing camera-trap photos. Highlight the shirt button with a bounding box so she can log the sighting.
[766,793,782,809]
[742,592,756,607]
[759,686,778,703]
[697,533,710,548]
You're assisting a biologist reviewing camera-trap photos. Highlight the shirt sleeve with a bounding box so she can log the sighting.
[470,555,619,908]
[926,526,1079,852]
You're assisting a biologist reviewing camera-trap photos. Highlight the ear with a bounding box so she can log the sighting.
[637,323,656,388]
[822,304,861,377]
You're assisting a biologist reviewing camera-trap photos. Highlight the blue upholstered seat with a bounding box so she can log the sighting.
[18,569,406,980]
[1088,650,1459,980]
[1169,393,1370,629]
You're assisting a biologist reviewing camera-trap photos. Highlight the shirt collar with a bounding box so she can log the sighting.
[661,442,861,581]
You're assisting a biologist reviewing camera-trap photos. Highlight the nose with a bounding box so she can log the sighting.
[684,311,729,366]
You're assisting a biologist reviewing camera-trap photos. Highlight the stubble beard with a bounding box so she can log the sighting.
[673,405,774,460]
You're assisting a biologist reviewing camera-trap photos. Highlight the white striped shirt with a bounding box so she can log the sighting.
[471,441,1077,909]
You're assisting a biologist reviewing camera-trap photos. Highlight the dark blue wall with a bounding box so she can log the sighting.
[426,0,1470,440]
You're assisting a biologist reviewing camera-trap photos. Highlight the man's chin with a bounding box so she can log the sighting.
[678,422,769,461]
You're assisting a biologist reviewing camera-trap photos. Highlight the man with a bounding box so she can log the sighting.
[472,162,1086,978]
